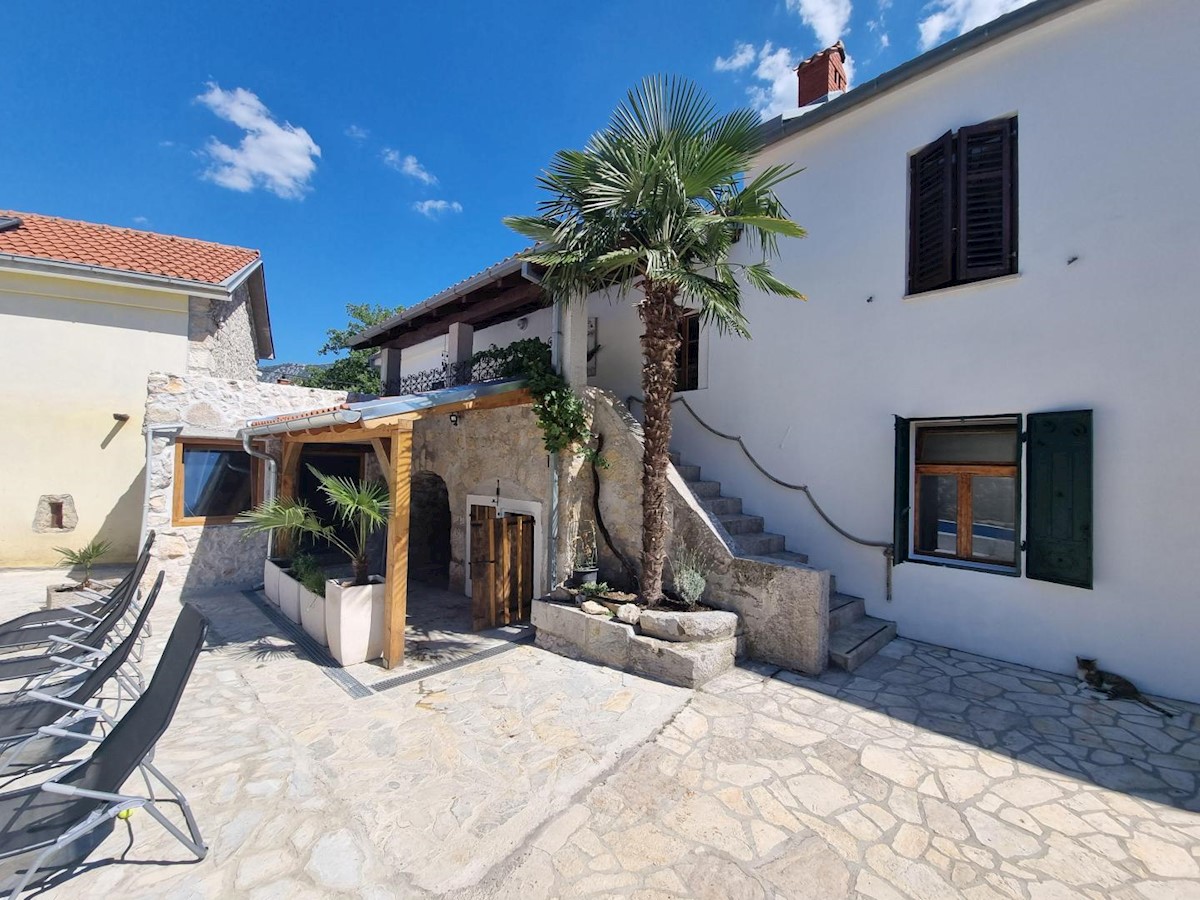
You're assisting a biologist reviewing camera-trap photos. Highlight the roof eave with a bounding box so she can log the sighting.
[0,252,238,299]
[758,0,1101,150]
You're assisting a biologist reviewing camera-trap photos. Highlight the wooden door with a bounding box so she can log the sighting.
[470,506,535,630]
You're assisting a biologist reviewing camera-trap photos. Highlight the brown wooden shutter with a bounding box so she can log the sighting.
[957,119,1016,281]
[908,131,955,295]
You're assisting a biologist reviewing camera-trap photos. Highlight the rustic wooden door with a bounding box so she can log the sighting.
[470,506,535,630]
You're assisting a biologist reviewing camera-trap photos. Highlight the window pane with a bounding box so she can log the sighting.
[916,474,957,555]
[182,447,253,518]
[918,425,1017,464]
[971,475,1016,563]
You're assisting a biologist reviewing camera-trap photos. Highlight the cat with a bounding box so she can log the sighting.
[1076,657,1176,717]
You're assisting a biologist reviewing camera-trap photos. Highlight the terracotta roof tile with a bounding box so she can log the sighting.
[0,211,260,286]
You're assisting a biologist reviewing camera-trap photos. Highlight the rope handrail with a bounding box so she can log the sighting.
[627,394,895,601]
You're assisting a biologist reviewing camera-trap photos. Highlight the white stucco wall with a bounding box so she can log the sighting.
[589,0,1200,701]
[0,270,189,566]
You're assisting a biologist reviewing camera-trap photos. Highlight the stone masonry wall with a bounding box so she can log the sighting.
[144,372,350,593]
[412,402,551,594]
[187,280,260,381]
[568,389,830,675]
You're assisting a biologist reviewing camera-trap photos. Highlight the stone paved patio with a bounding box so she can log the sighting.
[0,567,1196,898]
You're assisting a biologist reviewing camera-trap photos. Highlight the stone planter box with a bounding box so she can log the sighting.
[263,558,291,607]
[299,584,328,647]
[44,579,117,610]
[325,577,386,667]
[278,570,302,624]
[531,599,739,688]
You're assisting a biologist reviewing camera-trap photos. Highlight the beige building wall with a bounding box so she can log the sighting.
[0,269,189,566]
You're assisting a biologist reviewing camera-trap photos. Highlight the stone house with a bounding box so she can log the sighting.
[0,210,274,566]
[348,0,1200,702]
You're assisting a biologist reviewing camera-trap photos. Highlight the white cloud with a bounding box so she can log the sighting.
[383,149,438,185]
[413,199,462,218]
[714,42,757,72]
[785,0,853,47]
[132,216,150,226]
[345,124,369,141]
[196,83,320,199]
[918,0,1036,49]
[745,43,798,120]
[878,32,890,48]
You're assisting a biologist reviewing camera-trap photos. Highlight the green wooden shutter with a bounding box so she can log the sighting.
[957,118,1017,281]
[1026,410,1092,588]
[893,416,910,564]
[908,131,955,294]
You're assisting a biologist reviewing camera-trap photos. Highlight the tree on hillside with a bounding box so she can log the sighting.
[299,303,402,394]
[504,76,805,604]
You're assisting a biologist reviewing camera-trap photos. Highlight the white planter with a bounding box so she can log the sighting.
[278,571,302,624]
[263,559,290,606]
[325,577,386,667]
[299,586,328,647]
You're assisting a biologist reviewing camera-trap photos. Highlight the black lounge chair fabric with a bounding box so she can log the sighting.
[0,604,208,894]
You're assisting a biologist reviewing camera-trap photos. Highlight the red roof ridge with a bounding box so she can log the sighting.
[0,210,260,257]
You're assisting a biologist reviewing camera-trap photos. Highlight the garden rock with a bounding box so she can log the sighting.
[580,600,608,616]
[638,609,738,643]
[616,603,641,625]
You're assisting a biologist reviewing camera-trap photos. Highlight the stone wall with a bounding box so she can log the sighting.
[567,389,830,675]
[144,372,350,592]
[187,281,260,381]
[412,402,551,595]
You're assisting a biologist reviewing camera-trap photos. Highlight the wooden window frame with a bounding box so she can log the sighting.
[910,420,1021,571]
[172,438,263,527]
[907,116,1018,296]
[675,312,701,393]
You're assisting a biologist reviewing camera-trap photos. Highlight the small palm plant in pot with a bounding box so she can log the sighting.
[239,465,391,665]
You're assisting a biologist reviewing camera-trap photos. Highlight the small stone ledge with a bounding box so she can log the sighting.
[531,599,737,688]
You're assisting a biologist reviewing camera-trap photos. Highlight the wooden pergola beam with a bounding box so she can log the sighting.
[370,438,392,487]
[384,426,413,668]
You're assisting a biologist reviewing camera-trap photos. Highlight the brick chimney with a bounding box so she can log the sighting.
[796,40,847,107]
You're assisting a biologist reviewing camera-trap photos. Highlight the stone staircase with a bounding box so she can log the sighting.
[670,451,896,672]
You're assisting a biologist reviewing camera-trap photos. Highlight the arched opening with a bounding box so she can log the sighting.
[409,471,451,588]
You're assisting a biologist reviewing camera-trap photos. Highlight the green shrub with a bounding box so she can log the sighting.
[290,552,327,597]
[672,547,709,610]
[579,581,610,598]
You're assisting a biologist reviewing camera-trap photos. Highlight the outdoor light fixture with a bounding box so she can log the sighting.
[449,413,460,427]
[517,317,529,331]
[112,413,130,421]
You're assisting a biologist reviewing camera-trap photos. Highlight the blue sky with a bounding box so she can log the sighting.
[2,0,1032,363]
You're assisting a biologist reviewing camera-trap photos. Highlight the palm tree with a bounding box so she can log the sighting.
[237,465,390,586]
[505,76,806,604]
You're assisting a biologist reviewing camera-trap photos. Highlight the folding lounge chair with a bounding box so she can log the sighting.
[0,582,140,695]
[0,605,209,898]
[0,533,155,651]
[0,574,164,777]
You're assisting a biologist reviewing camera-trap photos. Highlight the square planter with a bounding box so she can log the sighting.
[299,586,328,647]
[263,558,291,606]
[325,576,386,667]
[278,570,302,625]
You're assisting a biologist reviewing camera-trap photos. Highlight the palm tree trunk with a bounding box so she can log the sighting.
[352,557,369,587]
[638,281,682,604]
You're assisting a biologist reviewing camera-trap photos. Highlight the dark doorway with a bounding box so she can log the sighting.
[410,472,451,587]
[296,445,368,559]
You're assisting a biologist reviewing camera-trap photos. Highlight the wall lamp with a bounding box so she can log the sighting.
[449,413,460,427]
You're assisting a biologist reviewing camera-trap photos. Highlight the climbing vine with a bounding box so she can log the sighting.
[470,338,605,466]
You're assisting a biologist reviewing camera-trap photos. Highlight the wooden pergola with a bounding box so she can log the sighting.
[258,384,532,669]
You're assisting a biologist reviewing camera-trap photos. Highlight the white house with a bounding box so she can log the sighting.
[353,0,1200,702]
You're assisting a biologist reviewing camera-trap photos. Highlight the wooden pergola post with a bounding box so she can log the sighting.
[383,425,413,668]
[276,440,303,557]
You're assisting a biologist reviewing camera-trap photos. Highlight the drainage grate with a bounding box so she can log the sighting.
[370,632,535,693]
[239,590,373,700]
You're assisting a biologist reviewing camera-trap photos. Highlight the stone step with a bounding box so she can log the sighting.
[716,513,765,535]
[675,464,702,481]
[732,531,787,556]
[829,592,866,632]
[686,479,722,498]
[750,550,810,567]
[829,616,897,672]
[668,451,681,466]
[703,496,743,516]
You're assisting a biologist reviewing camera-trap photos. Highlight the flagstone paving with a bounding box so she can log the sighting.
[0,568,1196,897]
[470,641,1200,899]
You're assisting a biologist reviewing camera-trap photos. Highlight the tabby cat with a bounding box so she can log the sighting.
[1076,657,1176,717]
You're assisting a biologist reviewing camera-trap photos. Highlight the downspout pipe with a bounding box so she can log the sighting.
[523,260,560,591]
[242,427,278,558]
[141,423,184,545]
